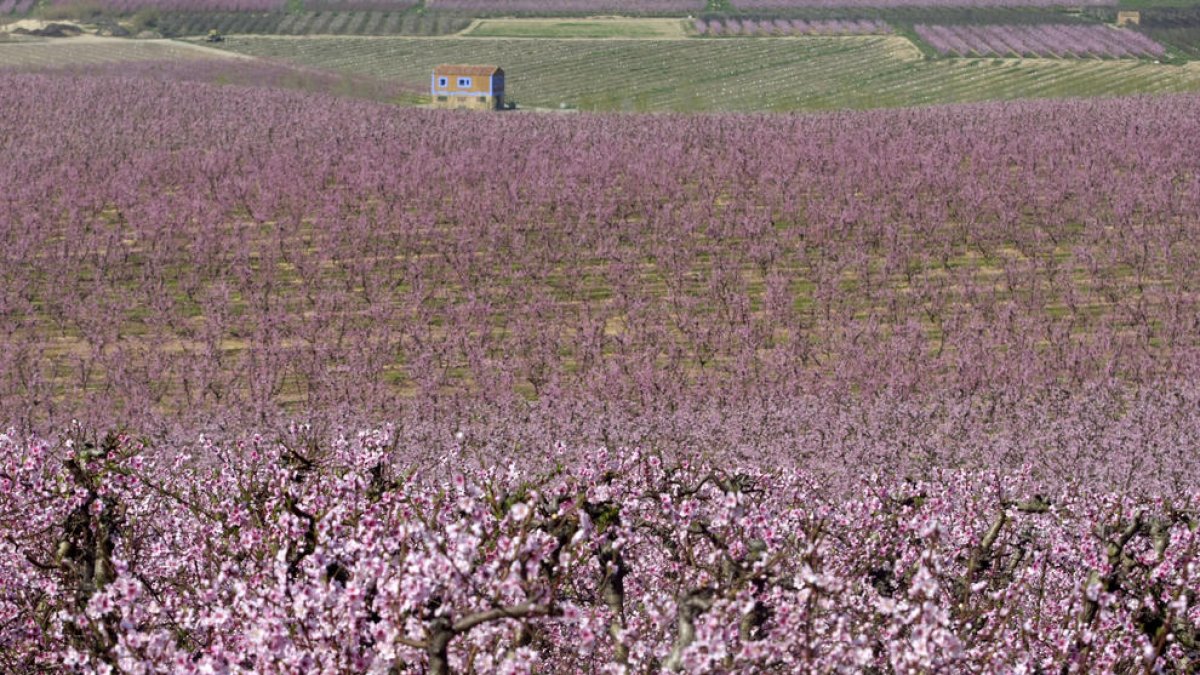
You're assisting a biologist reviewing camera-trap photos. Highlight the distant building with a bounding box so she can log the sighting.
[431,65,505,110]
[1116,11,1140,26]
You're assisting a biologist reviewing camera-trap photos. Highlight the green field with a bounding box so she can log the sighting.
[465,18,688,39]
[210,35,1200,112]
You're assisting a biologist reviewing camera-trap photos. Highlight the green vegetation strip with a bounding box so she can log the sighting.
[210,35,1200,112]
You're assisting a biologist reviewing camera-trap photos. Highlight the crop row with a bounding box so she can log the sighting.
[694,17,891,35]
[703,8,1101,26]
[1139,26,1200,58]
[1100,7,1200,57]
[732,0,1114,7]
[916,23,1167,58]
[38,0,423,12]
[47,0,287,11]
[425,0,705,12]
[155,10,469,36]
[299,0,418,8]
[213,35,1200,112]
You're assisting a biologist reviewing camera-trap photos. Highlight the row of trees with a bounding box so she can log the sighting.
[425,0,705,12]
[3,77,1199,444]
[1,429,1196,671]
[916,23,1166,58]
[695,17,892,35]
[731,0,1115,8]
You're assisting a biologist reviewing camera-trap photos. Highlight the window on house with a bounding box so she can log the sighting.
[457,77,472,88]
[437,77,448,88]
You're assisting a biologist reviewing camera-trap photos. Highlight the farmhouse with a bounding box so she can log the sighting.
[431,65,505,110]
[1116,11,1140,26]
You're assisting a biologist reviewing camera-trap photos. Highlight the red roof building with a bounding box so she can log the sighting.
[431,64,505,110]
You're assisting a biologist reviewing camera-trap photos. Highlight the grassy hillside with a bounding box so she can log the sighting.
[210,34,1200,111]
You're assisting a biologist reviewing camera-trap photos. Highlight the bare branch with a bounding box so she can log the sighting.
[452,602,554,634]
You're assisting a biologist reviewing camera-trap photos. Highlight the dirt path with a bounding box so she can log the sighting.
[146,37,257,59]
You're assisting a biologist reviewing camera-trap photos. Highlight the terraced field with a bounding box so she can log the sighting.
[210,34,1200,111]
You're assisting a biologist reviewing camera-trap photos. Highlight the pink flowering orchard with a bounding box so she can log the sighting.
[695,18,892,36]
[4,430,1198,672]
[1,74,1199,671]
[423,0,705,11]
[915,24,1166,58]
